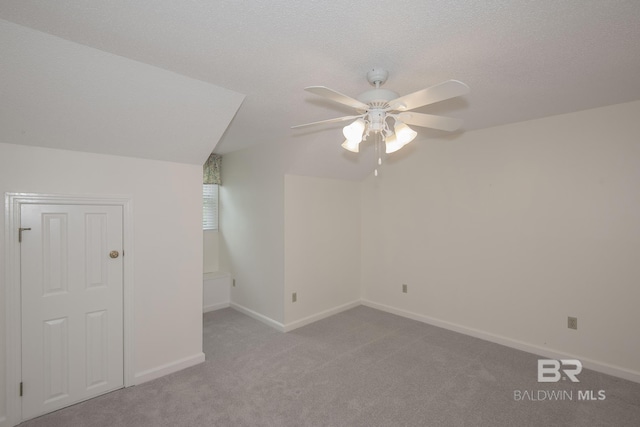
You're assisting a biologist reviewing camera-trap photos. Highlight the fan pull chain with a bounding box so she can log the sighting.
[374,133,383,177]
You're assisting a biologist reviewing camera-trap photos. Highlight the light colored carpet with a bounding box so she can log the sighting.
[20,306,640,426]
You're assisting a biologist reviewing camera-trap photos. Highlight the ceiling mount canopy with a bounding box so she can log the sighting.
[292,68,470,154]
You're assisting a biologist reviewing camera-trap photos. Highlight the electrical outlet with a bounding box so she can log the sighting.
[568,316,577,330]
[402,284,408,293]
[292,292,297,303]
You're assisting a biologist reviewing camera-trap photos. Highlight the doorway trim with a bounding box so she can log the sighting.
[4,193,134,426]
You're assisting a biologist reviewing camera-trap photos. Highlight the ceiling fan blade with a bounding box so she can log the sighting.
[291,115,362,129]
[398,112,463,132]
[305,86,370,111]
[389,80,470,111]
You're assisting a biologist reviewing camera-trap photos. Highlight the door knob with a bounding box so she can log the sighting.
[109,250,120,259]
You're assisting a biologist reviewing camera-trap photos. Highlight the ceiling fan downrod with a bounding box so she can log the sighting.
[367,67,389,88]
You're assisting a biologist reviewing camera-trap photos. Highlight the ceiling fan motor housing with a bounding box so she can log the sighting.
[356,88,400,106]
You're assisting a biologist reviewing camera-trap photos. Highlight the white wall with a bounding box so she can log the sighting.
[203,230,219,273]
[203,272,231,312]
[219,142,288,324]
[0,143,204,424]
[219,144,363,328]
[284,175,361,325]
[361,100,640,378]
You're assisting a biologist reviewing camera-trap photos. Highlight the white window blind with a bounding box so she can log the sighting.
[203,184,219,230]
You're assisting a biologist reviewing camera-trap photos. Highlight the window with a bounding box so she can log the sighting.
[203,184,219,230]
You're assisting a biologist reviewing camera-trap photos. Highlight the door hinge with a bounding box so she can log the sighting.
[20,382,23,397]
[18,227,31,243]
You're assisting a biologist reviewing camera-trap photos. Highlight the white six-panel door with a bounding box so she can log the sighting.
[20,204,124,420]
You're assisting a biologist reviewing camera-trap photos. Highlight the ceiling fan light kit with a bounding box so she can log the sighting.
[384,133,404,154]
[341,139,360,153]
[292,68,470,157]
[342,118,366,144]
[394,122,418,145]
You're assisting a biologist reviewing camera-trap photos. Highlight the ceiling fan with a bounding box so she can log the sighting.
[292,68,470,154]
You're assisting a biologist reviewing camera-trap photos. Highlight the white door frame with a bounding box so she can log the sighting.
[4,193,135,426]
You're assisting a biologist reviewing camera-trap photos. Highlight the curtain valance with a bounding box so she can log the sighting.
[203,153,221,185]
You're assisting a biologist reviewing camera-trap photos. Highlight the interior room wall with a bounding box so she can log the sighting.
[219,142,289,325]
[203,230,219,273]
[284,175,361,326]
[0,143,205,423]
[361,100,640,379]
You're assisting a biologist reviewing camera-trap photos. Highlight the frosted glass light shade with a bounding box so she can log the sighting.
[341,139,360,153]
[394,122,417,145]
[343,119,365,144]
[384,134,404,153]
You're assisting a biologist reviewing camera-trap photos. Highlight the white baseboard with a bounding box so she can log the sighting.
[362,299,640,384]
[134,352,205,384]
[230,300,363,333]
[230,303,286,332]
[226,298,640,383]
[282,300,362,332]
[203,302,230,313]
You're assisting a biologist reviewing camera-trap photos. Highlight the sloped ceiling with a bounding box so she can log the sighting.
[0,19,244,165]
[1,1,639,177]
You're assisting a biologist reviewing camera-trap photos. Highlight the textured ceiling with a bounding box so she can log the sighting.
[1,0,639,178]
